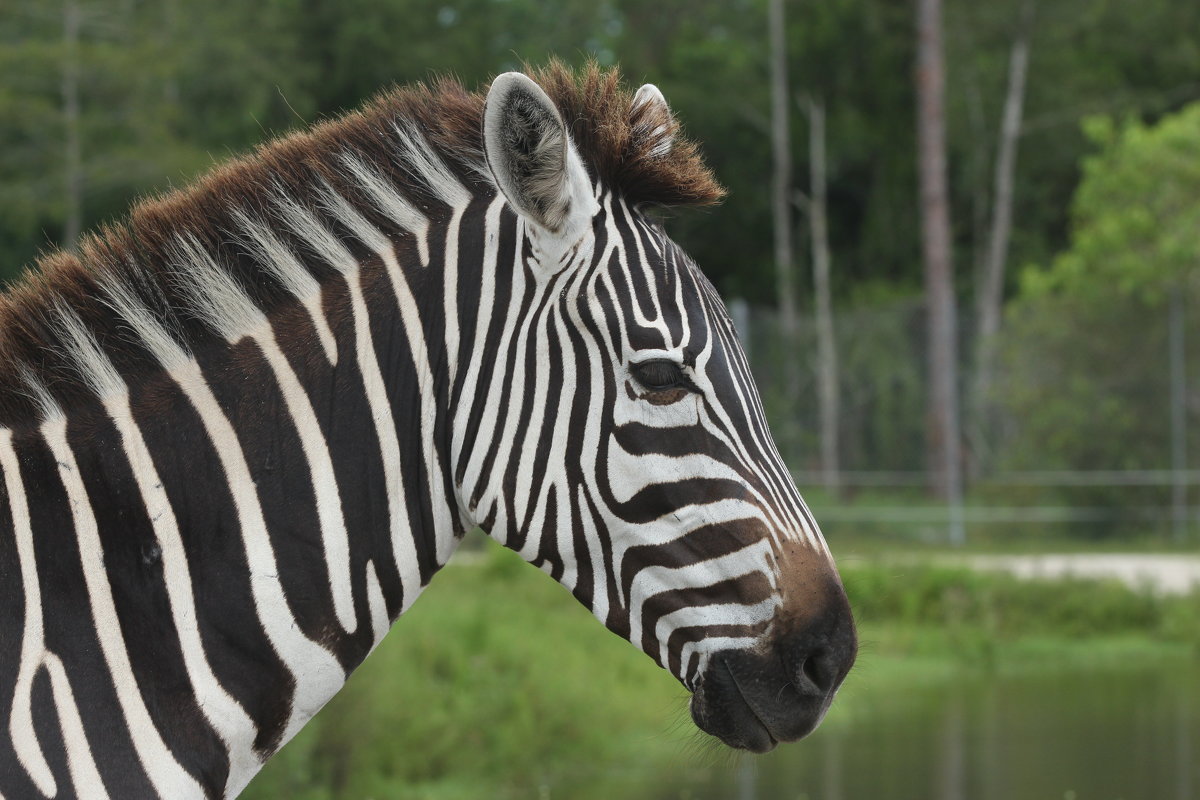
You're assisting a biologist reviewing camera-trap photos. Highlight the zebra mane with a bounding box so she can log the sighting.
[0,61,724,426]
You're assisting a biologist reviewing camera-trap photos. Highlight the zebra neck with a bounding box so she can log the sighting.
[0,194,484,798]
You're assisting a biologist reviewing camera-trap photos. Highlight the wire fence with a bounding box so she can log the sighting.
[726,289,1200,545]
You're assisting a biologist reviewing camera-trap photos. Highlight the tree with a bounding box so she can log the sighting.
[0,0,317,278]
[995,103,1200,535]
[768,0,801,443]
[803,96,840,493]
[971,1,1035,451]
[915,0,964,532]
[1024,106,1200,298]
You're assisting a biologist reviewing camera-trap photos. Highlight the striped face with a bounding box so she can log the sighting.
[472,74,857,751]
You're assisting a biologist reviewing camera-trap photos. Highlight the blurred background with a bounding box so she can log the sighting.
[3,0,1199,797]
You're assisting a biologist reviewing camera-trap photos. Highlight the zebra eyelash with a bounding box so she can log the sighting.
[628,358,701,396]
[630,359,684,391]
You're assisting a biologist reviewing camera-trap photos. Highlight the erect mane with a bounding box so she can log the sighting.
[0,61,724,427]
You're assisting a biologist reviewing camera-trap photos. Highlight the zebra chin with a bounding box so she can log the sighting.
[687,589,858,753]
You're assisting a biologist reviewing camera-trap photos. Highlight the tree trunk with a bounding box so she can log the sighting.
[916,0,963,532]
[973,2,1034,435]
[768,0,801,461]
[807,96,840,494]
[62,0,82,250]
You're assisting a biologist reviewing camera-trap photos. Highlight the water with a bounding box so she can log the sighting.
[601,660,1200,800]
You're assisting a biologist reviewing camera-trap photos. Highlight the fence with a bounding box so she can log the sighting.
[725,287,1200,545]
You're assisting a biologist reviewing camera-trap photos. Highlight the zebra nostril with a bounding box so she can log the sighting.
[800,654,823,691]
[798,649,839,694]
[778,592,858,700]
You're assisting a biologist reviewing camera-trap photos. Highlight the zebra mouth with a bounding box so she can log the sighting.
[689,655,781,753]
[688,623,853,752]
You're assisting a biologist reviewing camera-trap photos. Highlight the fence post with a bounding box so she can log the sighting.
[737,757,758,800]
[1169,286,1188,543]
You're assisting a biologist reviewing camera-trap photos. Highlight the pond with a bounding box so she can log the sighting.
[563,659,1199,800]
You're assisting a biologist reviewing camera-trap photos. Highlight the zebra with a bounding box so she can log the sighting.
[0,63,857,798]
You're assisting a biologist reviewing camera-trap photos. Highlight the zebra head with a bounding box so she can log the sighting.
[460,71,856,752]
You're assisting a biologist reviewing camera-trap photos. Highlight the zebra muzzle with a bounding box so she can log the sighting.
[688,586,857,752]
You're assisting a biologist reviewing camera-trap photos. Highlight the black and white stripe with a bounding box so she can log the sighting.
[0,69,854,798]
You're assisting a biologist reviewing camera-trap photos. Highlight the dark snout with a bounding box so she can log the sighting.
[689,585,857,752]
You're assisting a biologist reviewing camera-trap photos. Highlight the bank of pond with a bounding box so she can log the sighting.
[245,548,1200,799]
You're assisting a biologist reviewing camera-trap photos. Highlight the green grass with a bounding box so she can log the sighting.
[844,560,1200,647]
[243,543,1200,799]
[243,548,690,800]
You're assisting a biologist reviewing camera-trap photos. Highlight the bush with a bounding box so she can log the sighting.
[843,561,1192,642]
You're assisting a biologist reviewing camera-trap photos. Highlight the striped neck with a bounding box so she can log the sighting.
[0,152,484,797]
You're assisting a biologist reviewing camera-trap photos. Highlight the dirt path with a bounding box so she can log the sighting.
[961,553,1200,595]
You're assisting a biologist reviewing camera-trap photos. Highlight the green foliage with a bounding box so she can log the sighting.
[988,104,1200,520]
[1022,103,1200,298]
[995,287,1183,471]
[844,561,1196,647]
[0,0,315,276]
[7,0,1200,306]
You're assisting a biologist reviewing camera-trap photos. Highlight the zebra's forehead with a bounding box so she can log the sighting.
[584,194,726,353]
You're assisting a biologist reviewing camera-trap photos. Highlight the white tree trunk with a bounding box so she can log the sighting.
[807,97,840,493]
[1169,286,1188,543]
[974,2,1034,419]
[768,0,801,459]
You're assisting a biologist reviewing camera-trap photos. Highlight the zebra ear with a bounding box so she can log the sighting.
[631,83,674,158]
[484,72,593,233]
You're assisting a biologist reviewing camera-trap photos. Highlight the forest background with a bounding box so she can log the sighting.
[5,0,1200,544]
[5,2,1200,797]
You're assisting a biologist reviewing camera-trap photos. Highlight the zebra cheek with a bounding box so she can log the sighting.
[630,393,699,428]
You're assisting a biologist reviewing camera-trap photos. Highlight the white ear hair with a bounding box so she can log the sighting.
[632,83,674,158]
[483,72,594,233]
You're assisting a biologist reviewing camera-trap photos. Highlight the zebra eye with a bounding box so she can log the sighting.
[630,359,686,392]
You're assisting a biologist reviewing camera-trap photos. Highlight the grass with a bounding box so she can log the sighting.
[242,542,1200,799]
[797,484,1200,554]
[243,547,690,800]
[844,559,1200,647]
